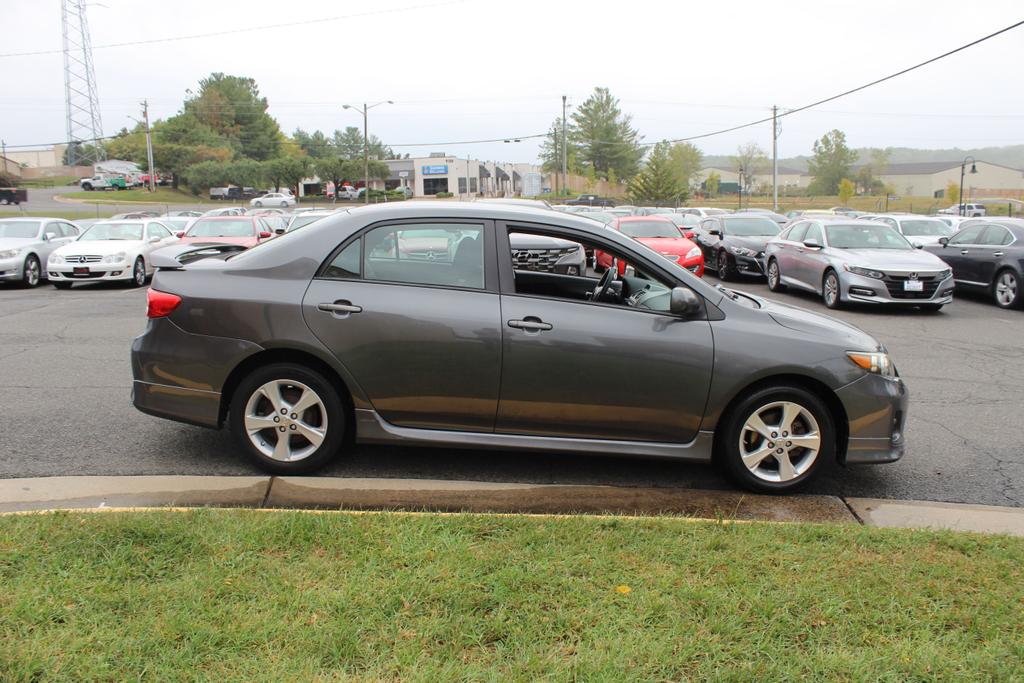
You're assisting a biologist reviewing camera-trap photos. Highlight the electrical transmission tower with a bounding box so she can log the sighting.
[61,0,104,166]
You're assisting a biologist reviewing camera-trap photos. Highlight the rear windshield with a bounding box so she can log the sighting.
[722,216,780,236]
[900,219,952,237]
[187,219,254,238]
[80,222,144,241]
[619,220,680,238]
[826,223,912,250]
[287,215,329,232]
[0,220,40,238]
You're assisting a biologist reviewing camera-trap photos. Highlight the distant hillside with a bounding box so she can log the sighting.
[704,145,1024,172]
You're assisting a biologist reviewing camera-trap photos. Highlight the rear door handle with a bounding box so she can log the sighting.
[508,318,553,332]
[960,249,970,255]
[318,301,362,315]
[993,252,1004,257]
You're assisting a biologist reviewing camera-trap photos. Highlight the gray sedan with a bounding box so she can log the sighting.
[765,218,954,311]
[0,217,81,287]
[132,203,907,493]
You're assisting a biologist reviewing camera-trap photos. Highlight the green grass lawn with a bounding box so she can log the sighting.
[1,510,1021,681]
[15,176,80,189]
[62,188,216,205]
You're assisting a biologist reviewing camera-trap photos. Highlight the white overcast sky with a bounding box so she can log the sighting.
[3,0,1022,164]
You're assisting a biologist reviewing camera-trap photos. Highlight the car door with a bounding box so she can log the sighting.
[494,222,714,443]
[793,222,827,289]
[302,219,502,432]
[974,225,1013,286]
[939,224,987,284]
[776,221,808,288]
[697,218,720,268]
[143,223,177,267]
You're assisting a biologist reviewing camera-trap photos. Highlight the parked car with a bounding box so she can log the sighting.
[564,193,615,207]
[735,208,788,225]
[766,218,954,311]
[578,211,617,227]
[596,216,703,276]
[201,206,247,218]
[0,217,81,287]
[337,186,360,200]
[79,173,126,191]
[677,207,730,218]
[0,187,28,205]
[635,207,676,216]
[286,211,337,233]
[48,219,179,288]
[251,192,296,208]
[938,203,986,217]
[870,214,953,246]
[392,185,414,198]
[664,212,701,238]
[933,215,974,231]
[164,210,203,218]
[923,218,1024,309]
[111,211,161,220]
[509,232,587,275]
[695,214,781,280]
[180,216,276,248]
[131,202,907,493]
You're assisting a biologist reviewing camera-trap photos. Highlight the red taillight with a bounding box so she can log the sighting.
[147,288,181,318]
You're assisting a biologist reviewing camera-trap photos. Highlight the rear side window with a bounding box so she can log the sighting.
[362,223,485,289]
[979,226,1012,246]
[324,239,360,279]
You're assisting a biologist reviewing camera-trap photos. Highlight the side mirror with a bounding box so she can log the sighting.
[938,237,949,247]
[259,231,273,239]
[41,233,50,242]
[175,231,185,238]
[149,236,161,243]
[682,230,695,239]
[670,287,702,318]
[708,229,722,238]
[913,242,924,249]
[275,228,286,235]
[802,239,822,249]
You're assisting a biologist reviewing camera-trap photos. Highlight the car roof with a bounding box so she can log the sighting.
[0,216,57,222]
[193,215,257,221]
[617,215,673,222]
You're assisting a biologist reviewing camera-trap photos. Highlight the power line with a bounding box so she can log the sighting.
[0,0,468,58]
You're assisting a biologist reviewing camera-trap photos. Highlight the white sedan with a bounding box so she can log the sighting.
[48,219,179,289]
[250,192,296,208]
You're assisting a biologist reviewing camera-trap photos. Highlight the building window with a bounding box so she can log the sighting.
[423,178,449,195]
[458,177,467,194]
[470,177,478,193]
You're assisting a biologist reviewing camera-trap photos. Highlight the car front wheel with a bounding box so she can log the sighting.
[717,250,734,281]
[131,257,146,287]
[720,385,835,493]
[822,270,841,309]
[229,363,345,474]
[767,258,785,292]
[22,255,41,287]
[254,201,263,208]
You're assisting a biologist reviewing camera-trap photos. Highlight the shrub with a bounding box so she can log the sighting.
[435,191,454,198]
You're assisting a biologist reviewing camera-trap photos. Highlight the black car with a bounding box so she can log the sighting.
[924,218,1023,309]
[696,215,782,281]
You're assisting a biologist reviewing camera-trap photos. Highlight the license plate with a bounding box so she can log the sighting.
[903,280,924,292]
[73,267,90,275]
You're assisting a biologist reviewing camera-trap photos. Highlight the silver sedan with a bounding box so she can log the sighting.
[765,218,955,311]
[0,217,81,287]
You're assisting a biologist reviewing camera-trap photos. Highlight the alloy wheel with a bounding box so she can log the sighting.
[23,257,40,287]
[244,379,328,462]
[995,271,1018,308]
[824,273,839,307]
[768,260,780,290]
[738,401,821,483]
[134,259,146,286]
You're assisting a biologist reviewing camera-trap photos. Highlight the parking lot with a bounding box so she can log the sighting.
[1,273,1021,507]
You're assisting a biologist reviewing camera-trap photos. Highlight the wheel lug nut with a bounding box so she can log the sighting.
[786,441,792,447]
[280,408,287,415]
[278,426,286,433]
[291,413,297,419]
[771,432,778,438]
[289,424,297,430]
[776,449,784,454]
[273,416,280,423]
[782,431,788,437]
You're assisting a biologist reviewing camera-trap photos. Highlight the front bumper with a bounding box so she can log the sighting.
[841,273,954,305]
[0,255,24,281]
[731,252,766,277]
[836,372,909,464]
[49,262,132,281]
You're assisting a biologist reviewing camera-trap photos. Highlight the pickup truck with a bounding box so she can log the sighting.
[80,174,127,191]
[564,194,615,207]
[0,187,28,205]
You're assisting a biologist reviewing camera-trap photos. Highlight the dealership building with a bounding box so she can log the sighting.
[379,156,543,197]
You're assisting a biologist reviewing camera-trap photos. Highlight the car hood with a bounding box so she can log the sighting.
[634,236,697,255]
[56,240,144,255]
[725,235,774,251]
[509,233,580,250]
[0,237,38,251]
[832,248,947,271]
[753,295,883,352]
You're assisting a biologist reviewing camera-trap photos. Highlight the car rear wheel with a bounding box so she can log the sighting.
[229,363,345,474]
[280,201,287,207]
[767,258,785,292]
[717,250,734,281]
[22,255,40,287]
[720,385,834,493]
[993,269,1021,309]
[822,270,841,309]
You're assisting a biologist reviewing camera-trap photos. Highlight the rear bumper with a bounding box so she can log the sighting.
[132,380,221,428]
[836,373,909,465]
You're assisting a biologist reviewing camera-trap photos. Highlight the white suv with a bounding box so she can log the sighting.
[938,203,986,217]
[250,192,296,208]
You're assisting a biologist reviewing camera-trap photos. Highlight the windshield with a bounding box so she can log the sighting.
[900,219,952,237]
[187,219,254,238]
[704,208,729,215]
[80,222,144,241]
[722,216,780,236]
[0,220,40,239]
[643,208,674,215]
[667,214,699,227]
[619,220,680,238]
[826,223,912,250]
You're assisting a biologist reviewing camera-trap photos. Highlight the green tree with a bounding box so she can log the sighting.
[263,157,310,195]
[332,127,392,160]
[731,142,767,192]
[293,129,332,158]
[539,117,581,176]
[946,180,960,206]
[668,142,703,193]
[183,73,283,160]
[570,87,644,181]
[182,160,232,196]
[704,170,721,196]
[838,178,856,205]
[807,129,858,195]
[626,141,687,204]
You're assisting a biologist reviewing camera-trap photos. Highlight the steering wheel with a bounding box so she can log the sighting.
[592,267,616,302]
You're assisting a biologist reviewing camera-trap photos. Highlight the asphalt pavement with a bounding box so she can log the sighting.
[1,274,1022,507]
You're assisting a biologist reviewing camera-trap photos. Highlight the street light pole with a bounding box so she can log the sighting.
[343,100,393,205]
[561,95,568,197]
[142,99,155,192]
[958,155,977,216]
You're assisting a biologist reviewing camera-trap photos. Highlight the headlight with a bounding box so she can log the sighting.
[0,248,19,260]
[847,351,897,379]
[685,246,701,260]
[49,252,64,264]
[937,268,952,280]
[660,253,681,262]
[102,252,127,264]
[729,246,756,257]
[844,264,885,279]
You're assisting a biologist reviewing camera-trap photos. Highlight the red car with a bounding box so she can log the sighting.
[596,216,704,277]
[179,216,275,249]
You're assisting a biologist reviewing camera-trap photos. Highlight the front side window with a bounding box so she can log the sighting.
[148,224,172,239]
[787,222,808,243]
[363,223,484,289]
[803,223,823,244]
[60,223,80,237]
[948,225,985,245]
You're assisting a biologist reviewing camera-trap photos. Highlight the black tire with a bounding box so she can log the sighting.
[82,184,93,191]
[822,269,842,309]
[719,384,835,494]
[229,362,345,474]
[717,250,735,281]
[22,255,41,288]
[130,257,147,287]
[766,258,785,292]
[53,282,72,290]
[254,201,263,208]
[992,269,1021,310]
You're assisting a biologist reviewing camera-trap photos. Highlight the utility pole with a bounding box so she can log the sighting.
[142,99,155,192]
[343,101,393,205]
[1,139,8,176]
[771,105,778,212]
[561,95,568,197]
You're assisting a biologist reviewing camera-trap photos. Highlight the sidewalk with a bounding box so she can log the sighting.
[1,475,1022,535]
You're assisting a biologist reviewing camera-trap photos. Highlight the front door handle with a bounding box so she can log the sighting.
[318,301,362,316]
[993,252,1004,257]
[508,318,553,332]
[960,249,970,255]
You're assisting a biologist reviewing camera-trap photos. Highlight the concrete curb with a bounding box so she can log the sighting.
[0,476,1021,535]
